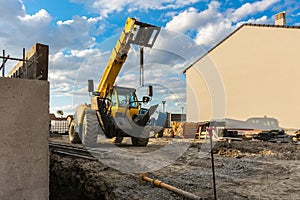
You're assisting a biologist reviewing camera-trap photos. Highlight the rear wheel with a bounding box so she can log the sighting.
[155,129,164,138]
[259,131,272,141]
[131,137,149,146]
[82,113,99,147]
[68,120,82,144]
[110,136,124,144]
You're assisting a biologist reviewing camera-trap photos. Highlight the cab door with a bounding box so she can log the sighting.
[110,89,118,118]
[128,91,140,119]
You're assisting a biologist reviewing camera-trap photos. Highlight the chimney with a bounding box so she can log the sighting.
[275,11,286,26]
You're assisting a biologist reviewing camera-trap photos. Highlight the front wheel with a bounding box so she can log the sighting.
[110,136,124,144]
[131,137,149,146]
[82,112,99,147]
[69,120,82,144]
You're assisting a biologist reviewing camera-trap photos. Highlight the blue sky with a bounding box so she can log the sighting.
[1,0,300,116]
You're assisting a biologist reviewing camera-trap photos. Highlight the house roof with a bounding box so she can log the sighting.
[183,23,300,74]
[49,113,57,120]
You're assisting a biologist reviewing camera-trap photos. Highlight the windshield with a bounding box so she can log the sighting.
[115,87,138,108]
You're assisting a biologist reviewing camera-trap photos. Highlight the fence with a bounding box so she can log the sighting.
[50,119,69,134]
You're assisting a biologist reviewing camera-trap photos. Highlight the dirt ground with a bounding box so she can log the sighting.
[50,136,300,200]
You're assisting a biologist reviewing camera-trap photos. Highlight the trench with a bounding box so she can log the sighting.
[50,154,117,200]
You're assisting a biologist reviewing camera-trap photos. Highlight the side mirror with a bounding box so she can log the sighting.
[88,80,94,93]
[142,96,151,103]
[148,85,153,97]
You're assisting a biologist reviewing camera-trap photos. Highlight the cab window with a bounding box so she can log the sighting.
[129,92,138,108]
[118,94,128,107]
[111,91,117,106]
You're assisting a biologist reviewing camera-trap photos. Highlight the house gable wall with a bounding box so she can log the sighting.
[186,25,300,128]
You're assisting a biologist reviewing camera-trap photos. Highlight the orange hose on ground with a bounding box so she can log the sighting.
[139,174,202,200]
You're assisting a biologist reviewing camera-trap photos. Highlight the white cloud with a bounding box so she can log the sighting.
[166,1,221,33]
[69,48,100,58]
[236,15,269,27]
[52,16,98,51]
[18,9,51,23]
[71,0,205,18]
[49,52,65,63]
[57,19,74,25]
[50,104,75,116]
[0,1,49,46]
[195,19,232,46]
[231,0,280,22]
[0,0,24,18]
[166,0,280,47]
[49,48,105,95]
[166,1,231,46]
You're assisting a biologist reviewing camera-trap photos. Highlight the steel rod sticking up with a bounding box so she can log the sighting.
[0,47,34,77]
[23,48,27,79]
[207,127,217,200]
[1,50,5,77]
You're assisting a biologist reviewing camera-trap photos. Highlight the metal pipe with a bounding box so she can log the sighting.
[0,56,33,62]
[51,150,97,161]
[23,48,27,79]
[140,47,144,86]
[0,55,9,75]
[2,50,4,77]
[162,100,166,112]
[140,174,201,200]
[207,127,217,200]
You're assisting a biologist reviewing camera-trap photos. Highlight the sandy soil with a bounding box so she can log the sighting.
[50,135,300,200]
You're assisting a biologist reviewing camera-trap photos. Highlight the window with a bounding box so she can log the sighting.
[111,91,117,106]
[129,92,138,108]
[115,87,138,108]
[118,94,128,107]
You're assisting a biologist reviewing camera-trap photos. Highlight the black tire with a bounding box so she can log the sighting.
[110,137,124,144]
[259,132,271,141]
[82,113,98,147]
[155,129,164,138]
[69,120,82,144]
[131,137,149,146]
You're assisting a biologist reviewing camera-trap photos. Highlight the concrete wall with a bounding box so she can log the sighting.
[0,78,49,200]
[8,43,49,81]
[186,25,300,129]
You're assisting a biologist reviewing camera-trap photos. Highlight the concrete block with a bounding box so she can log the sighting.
[0,78,49,200]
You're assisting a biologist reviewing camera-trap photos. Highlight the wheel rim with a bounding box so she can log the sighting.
[69,121,75,141]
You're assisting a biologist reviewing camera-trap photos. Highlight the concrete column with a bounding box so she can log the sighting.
[0,78,49,200]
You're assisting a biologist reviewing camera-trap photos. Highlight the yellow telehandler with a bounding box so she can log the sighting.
[69,17,161,146]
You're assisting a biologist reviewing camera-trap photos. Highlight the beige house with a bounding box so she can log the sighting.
[184,15,300,129]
